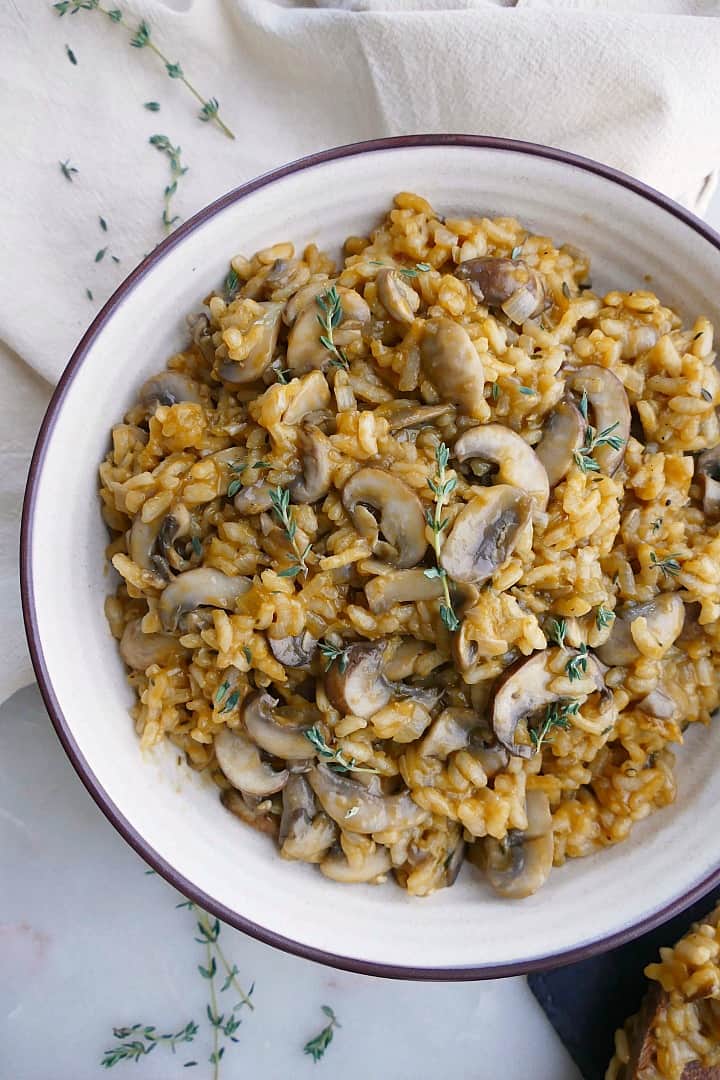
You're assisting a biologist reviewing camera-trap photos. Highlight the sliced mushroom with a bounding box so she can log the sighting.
[290,425,332,504]
[241,691,314,760]
[484,790,554,899]
[379,400,455,433]
[283,279,332,327]
[159,567,252,631]
[420,708,509,775]
[279,775,336,862]
[320,845,392,884]
[342,468,427,568]
[268,631,318,668]
[376,268,420,324]
[219,301,284,384]
[455,257,546,324]
[566,365,630,475]
[637,686,676,720]
[324,641,393,718]
[535,400,585,487]
[492,648,610,757]
[139,371,202,409]
[282,371,331,425]
[286,288,370,373]
[365,568,444,614]
[128,516,164,572]
[221,787,279,838]
[155,505,194,573]
[440,485,532,585]
[214,727,289,797]
[595,594,685,667]
[233,482,274,515]
[309,764,428,834]
[454,424,550,510]
[119,618,188,670]
[696,445,720,519]
[420,318,485,418]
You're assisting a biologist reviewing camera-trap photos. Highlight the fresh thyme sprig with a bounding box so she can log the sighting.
[530,700,579,753]
[269,486,311,578]
[303,1006,341,1064]
[596,606,615,631]
[53,3,235,139]
[149,134,187,234]
[548,618,567,649]
[573,391,625,474]
[59,158,78,181]
[316,286,349,370]
[650,551,682,578]
[566,644,589,682]
[101,1021,198,1068]
[318,640,349,673]
[423,442,460,632]
[304,726,379,775]
[226,460,269,499]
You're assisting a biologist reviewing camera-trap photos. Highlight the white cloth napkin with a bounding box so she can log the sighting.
[2,0,719,703]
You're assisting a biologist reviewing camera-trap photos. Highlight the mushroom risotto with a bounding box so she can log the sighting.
[100,192,720,898]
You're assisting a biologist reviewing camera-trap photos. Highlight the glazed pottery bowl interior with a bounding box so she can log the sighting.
[23,138,720,979]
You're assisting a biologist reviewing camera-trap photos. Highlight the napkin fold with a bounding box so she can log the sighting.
[2,0,720,703]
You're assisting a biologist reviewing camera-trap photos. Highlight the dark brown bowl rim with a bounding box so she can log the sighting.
[20,134,720,981]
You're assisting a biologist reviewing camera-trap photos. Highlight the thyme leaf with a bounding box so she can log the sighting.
[316,286,349,370]
[303,1006,341,1064]
[304,726,378,775]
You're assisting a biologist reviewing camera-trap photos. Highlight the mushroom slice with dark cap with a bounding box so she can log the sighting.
[566,364,631,475]
[484,790,554,899]
[290,425,332,504]
[241,691,315,760]
[119,618,189,671]
[440,485,532,585]
[139,371,202,409]
[491,648,611,757]
[233,482,274,515]
[324,640,393,719]
[320,845,392,884]
[535,400,586,487]
[342,468,427,568]
[219,301,284,385]
[375,268,420,324]
[419,318,486,418]
[221,788,279,838]
[376,400,455,433]
[279,775,337,862]
[268,630,318,668]
[158,567,252,631]
[455,257,546,324]
[365,568,444,614]
[308,764,429,834]
[595,593,685,667]
[697,445,720,519]
[420,707,510,776]
[214,728,289,797]
[454,424,550,510]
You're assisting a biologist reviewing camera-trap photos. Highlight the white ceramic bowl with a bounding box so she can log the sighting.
[22,136,720,980]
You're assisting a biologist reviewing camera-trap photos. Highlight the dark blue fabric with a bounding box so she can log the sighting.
[528,889,720,1080]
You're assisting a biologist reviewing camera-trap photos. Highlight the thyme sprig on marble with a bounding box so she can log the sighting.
[148,134,187,234]
[52,2,235,139]
[303,1006,341,1063]
[423,442,460,632]
[269,486,311,578]
[102,897,254,1076]
[101,1021,198,1068]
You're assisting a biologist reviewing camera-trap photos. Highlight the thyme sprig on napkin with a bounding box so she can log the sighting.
[148,134,187,234]
[303,1006,341,1063]
[52,2,235,139]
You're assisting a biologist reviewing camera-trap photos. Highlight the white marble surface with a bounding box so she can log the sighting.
[3,189,720,1080]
